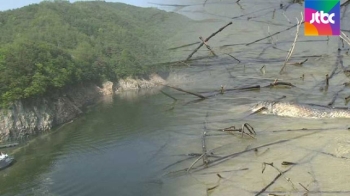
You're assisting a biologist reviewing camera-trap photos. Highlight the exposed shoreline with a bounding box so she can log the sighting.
[0,74,166,142]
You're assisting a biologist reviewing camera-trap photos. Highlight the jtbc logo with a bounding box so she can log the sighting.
[310,11,335,24]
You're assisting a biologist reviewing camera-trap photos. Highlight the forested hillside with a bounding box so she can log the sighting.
[0,0,189,105]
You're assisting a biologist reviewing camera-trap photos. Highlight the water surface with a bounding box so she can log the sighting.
[1,0,350,195]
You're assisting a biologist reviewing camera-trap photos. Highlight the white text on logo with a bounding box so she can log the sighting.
[310,11,335,24]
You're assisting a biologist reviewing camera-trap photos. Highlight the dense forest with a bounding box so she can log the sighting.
[0,0,189,105]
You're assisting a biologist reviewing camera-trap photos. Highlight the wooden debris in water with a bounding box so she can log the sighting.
[281,161,297,166]
[222,123,256,138]
[286,58,308,66]
[187,153,221,159]
[255,148,270,156]
[199,36,217,57]
[340,31,350,46]
[197,82,296,99]
[161,1,350,192]
[246,23,301,46]
[220,85,225,94]
[299,182,309,192]
[206,174,223,194]
[328,87,345,106]
[164,131,320,178]
[160,90,178,111]
[202,131,209,166]
[256,167,293,196]
[265,81,296,88]
[260,65,266,75]
[164,84,206,99]
[186,21,232,61]
[224,53,241,63]
[280,12,303,74]
[345,95,350,103]
[160,90,177,101]
[167,42,201,50]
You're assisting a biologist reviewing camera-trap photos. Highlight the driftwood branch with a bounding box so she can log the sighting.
[280,12,303,74]
[245,23,301,46]
[340,31,350,46]
[221,123,256,138]
[182,132,318,174]
[168,42,201,50]
[187,153,221,158]
[164,84,206,99]
[197,82,295,99]
[187,154,206,173]
[341,0,350,7]
[225,53,241,63]
[286,58,308,66]
[186,22,232,61]
[160,90,177,101]
[255,167,293,196]
[199,36,217,56]
[264,81,296,88]
[202,131,209,165]
[261,162,297,190]
[327,87,345,106]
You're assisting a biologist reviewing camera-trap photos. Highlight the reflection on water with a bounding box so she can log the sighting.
[0,95,173,196]
[1,0,350,195]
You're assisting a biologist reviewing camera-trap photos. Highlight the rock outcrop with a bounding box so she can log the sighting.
[0,83,102,142]
[115,74,166,92]
[0,74,166,142]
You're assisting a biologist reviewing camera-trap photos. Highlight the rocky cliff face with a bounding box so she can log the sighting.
[0,83,103,142]
[0,74,166,142]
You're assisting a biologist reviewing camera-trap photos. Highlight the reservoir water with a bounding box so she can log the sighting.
[1,0,350,195]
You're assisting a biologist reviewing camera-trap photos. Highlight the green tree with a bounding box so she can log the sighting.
[0,0,189,105]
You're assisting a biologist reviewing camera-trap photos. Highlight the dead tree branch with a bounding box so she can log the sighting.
[340,31,350,46]
[164,84,206,99]
[245,23,301,46]
[328,87,345,106]
[168,42,201,50]
[160,90,178,101]
[187,132,318,173]
[255,167,293,196]
[186,22,232,61]
[286,58,308,66]
[199,36,217,56]
[225,53,241,63]
[264,81,296,88]
[221,123,256,138]
[202,131,209,165]
[280,12,303,74]
[261,162,297,190]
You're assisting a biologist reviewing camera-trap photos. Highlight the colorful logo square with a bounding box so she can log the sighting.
[304,0,340,36]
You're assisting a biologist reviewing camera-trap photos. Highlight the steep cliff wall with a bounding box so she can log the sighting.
[0,74,166,142]
[0,84,103,142]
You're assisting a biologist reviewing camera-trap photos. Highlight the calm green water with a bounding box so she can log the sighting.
[0,94,174,196]
[2,0,350,195]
